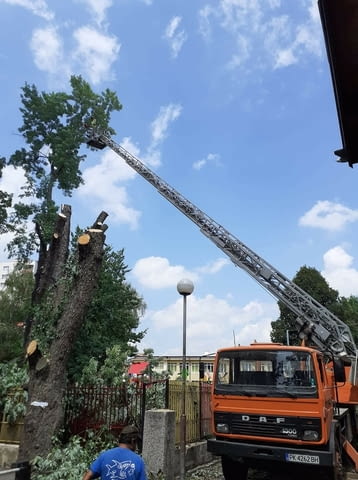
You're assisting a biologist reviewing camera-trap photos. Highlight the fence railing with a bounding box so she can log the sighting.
[168,381,212,443]
[64,380,212,444]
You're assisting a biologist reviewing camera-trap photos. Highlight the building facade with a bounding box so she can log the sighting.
[131,354,216,382]
[0,260,36,290]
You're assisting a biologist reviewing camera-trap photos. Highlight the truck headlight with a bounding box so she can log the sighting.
[216,423,230,433]
[303,430,319,441]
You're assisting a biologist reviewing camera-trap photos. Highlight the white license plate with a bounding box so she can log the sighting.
[285,453,320,464]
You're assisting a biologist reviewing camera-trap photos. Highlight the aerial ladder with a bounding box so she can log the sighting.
[86,130,358,477]
[85,129,357,363]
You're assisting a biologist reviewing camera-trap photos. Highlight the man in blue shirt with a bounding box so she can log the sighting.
[82,425,147,480]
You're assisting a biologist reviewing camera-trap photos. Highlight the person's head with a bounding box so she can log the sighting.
[118,425,140,451]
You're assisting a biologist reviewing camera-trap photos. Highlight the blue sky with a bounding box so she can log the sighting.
[1,0,358,356]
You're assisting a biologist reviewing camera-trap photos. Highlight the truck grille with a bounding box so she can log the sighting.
[214,412,321,440]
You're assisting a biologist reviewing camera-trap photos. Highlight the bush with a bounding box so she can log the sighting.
[32,429,115,480]
[0,362,28,423]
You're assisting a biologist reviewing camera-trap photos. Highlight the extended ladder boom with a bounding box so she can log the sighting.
[86,131,357,359]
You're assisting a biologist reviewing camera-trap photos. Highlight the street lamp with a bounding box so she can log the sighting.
[177,278,194,480]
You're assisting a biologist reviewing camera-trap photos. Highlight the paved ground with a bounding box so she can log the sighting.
[185,459,358,480]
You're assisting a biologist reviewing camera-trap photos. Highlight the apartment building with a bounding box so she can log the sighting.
[0,260,36,290]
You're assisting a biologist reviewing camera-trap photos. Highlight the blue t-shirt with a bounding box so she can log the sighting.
[89,446,147,480]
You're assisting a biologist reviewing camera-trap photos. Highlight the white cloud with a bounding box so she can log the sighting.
[151,104,182,147]
[30,25,120,85]
[141,294,277,355]
[78,102,181,222]
[0,166,26,199]
[193,153,221,170]
[299,201,358,231]
[132,256,199,289]
[322,246,358,297]
[164,16,187,58]
[0,166,35,260]
[199,0,322,71]
[78,138,141,228]
[30,27,65,75]
[139,104,182,167]
[72,26,120,84]
[132,256,230,290]
[77,0,112,25]
[196,258,229,275]
[0,0,54,20]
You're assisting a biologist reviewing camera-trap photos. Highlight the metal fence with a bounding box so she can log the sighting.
[168,381,212,443]
[64,380,168,439]
[64,380,212,444]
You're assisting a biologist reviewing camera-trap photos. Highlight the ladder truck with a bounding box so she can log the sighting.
[86,130,358,479]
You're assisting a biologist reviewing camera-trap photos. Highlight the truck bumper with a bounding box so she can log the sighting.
[207,438,334,468]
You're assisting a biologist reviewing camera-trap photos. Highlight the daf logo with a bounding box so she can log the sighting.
[241,415,285,423]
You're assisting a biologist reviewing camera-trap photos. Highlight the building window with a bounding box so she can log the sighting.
[192,363,198,372]
[2,266,9,273]
[204,363,213,372]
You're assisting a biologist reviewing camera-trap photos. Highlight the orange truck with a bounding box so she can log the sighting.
[207,342,358,479]
[87,130,358,479]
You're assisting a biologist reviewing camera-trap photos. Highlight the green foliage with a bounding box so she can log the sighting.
[270,266,339,345]
[0,267,34,361]
[4,75,122,260]
[67,246,146,382]
[80,345,131,386]
[0,362,28,423]
[31,429,115,480]
[331,295,358,346]
[0,156,13,233]
[31,292,61,353]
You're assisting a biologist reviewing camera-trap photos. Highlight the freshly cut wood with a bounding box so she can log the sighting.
[78,233,91,245]
[36,357,49,372]
[26,340,38,357]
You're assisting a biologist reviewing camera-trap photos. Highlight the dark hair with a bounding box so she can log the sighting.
[118,425,140,444]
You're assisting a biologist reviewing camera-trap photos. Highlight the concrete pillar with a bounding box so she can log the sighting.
[142,409,176,480]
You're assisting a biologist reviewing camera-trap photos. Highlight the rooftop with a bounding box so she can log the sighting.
[319,0,358,167]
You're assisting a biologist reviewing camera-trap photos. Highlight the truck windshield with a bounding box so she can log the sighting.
[215,349,317,398]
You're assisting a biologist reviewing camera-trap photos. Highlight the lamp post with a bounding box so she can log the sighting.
[177,278,194,480]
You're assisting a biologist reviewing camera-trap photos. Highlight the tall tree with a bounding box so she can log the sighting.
[270,266,339,345]
[3,75,121,344]
[18,207,108,462]
[0,77,122,463]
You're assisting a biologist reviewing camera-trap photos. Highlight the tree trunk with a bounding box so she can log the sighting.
[18,206,108,462]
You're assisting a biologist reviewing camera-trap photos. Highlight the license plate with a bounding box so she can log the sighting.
[285,453,320,464]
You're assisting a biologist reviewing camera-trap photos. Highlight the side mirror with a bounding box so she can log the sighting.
[333,358,346,383]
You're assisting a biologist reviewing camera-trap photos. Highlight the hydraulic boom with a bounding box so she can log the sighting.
[86,130,357,360]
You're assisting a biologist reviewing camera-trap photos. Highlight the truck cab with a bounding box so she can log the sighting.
[207,343,349,479]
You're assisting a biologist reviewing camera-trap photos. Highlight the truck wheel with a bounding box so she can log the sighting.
[221,456,248,480]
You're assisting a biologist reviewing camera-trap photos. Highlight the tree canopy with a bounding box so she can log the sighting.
[270,265,358,349]
[3,75,121,260]
[271,266,339,345]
